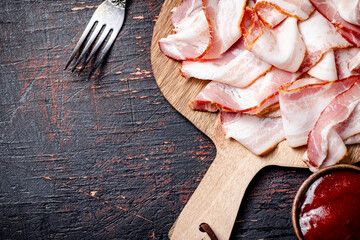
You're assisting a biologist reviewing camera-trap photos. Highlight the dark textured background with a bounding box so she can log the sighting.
[0,0,317,239]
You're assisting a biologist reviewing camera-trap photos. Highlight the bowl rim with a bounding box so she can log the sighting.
[291,164,360,240]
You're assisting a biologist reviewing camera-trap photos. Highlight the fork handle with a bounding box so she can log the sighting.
[109,0,126,8]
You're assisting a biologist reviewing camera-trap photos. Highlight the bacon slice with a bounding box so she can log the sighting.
[202,0,246,59]
[344,132,360,145]
[254,0,314,27]
[335,47,360,79]
[279,77,356,147]
[331,0,360,26]
[189,80,272,114]
[303,129,347,172]
[190,68,299,114]
[254,4,287,28]
[241,7,261,47]
[260,108,282,118]
[221,112,285,155]
[244,14,306,72]
[336,104,360,142]
[181,38,271,88]
[159,0,246,60]
[305,79,360,170]
[298,10,351,73]
[310,0,360,46]
[170,0,203,26]
[348,51,360,73]
[308,50,337,81]
[159,0,211,60]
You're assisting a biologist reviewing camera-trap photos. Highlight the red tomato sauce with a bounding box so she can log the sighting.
[298,170,360,240]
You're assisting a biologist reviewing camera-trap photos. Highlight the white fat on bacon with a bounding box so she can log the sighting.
[181,38,271,88]
[338,104,360,144]
[159,0,246,60]
[203,0,247,59]
[298,10,351,73]
[305,79,360,170]
[254,0,314,27]
[254,4,287,28]
[344,133,360,145]
[170,0,203,26]
[260,108,282,118]
[302,129,347,172]
[336,104,360,142]
[221,112,285,156]
[189,68,299,114]
[308,50,337,81]
[335,47,360,79]
[159,0,360,170]
[331,0,360,26]
[159,0,210,60]
[310,0,360,46]
[246,16,306,72]
[348,51,360,73]
[189,80,270,113]
[279,77,356,147]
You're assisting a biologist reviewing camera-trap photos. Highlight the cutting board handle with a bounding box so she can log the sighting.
[169,147,264,240]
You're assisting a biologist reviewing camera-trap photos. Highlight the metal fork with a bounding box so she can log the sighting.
[65,0,126,78]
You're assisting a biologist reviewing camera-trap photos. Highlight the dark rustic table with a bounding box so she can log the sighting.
[0,1,316,239]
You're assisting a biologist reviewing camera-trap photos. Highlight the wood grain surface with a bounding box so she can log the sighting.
[0,0,358,239]
[151,1,360,239]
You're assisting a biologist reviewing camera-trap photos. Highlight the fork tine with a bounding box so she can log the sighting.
[64,19,96,70]
[71,23,105,72]
[78,26,112,74]
[88,30,119,79]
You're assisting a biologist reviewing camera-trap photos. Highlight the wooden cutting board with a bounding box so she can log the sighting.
[151,1,360,239]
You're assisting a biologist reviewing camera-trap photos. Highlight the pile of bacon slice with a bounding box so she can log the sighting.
[159,0,360,171]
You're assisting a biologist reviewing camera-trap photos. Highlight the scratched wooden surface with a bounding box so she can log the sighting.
[0,0,329,239]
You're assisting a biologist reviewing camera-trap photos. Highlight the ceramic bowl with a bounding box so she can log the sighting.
[291,164,360,240]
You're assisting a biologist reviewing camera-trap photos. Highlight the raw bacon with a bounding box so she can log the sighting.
[181,38,271,88]
[221,112,285,155]
[254,0,314,27]
[170,0,203,26]
[159,0,246,60]
[303,129,347,172]
[331,0,360,26]
[244,13,306,72]
[344,133,360,145]
[159,0,211,60]
[279,77,356,147]
[259,108,282,118]
[298,10,351,73]
[310,0,360,46]
[308,50,337,81]
[336,104,360,142]
[348,51,360,73]
[335,47,360,79]
[254,4,287,28]
[159,0,360,169]
[189,80,271,114]
[305,79,360,169]
[190,68,299,114]
[203,0,247,59]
